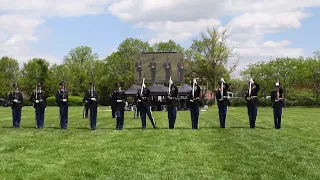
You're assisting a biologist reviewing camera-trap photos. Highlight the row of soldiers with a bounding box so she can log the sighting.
[7,79,284,130]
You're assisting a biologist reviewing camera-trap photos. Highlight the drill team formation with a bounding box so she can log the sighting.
[7,76,285,130]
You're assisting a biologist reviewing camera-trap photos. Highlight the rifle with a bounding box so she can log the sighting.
[62,70,66,99]
[141,78,145,96]
[90,63,94,98]
[35,69,39,127]
[168,76,173,95]
[35,69,39,100]
[13,71,18,99]
[192,78,196,98]
[220,78,225,99]
[248,78,253,96]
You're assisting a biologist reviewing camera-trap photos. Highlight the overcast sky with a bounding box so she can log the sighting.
[1,0,319,76]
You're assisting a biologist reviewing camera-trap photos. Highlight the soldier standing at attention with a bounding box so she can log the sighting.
[114,83,127,130]
[244,78,260,128]
[163,57,171,82]
[55,81,68,129]
[271,82,284,129]
[167,81,179,129]
[188,80,201,129]
[148,56,157,83]
[8,83,23,128]
[30,82,47,129]
[83,82,98,130]
[139,84,157,129]
[215,79,230,128]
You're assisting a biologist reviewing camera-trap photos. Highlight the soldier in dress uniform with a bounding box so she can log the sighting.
[271,82,284,129]
[29,82,47,129]
[8,83,23,128]
[114,83,127,130]
[83,82,98,130]
[148,57,157,83]
[244,79,260,128]
[187,80,201,129]
[215,79,230,128]
[167,80,179,129]
[138,85,157,129]
[163,57,171,82]
[55,81,68,129]
[177,58,184,83]
[135,59,142,83]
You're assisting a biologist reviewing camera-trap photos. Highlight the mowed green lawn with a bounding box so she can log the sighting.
[0,106,320,180]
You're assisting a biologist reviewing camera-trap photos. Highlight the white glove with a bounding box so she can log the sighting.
[62,99,67,102]
[116,100,123,102]
[190,100,194,102]
[35,100,39,103]
[246,97,251,101]
[125,102,128,106]
[13,99,18,103]
[91,98,96,101]
[138,99,141,102]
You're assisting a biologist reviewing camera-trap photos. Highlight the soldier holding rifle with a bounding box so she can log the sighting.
[244,78,260,128]
[188,79,201,129]
[8,83,23,128]
[271,82,284,129]
[215,78,230,128]
[55,81,68,129]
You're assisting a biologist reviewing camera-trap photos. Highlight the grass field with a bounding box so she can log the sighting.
[0,106,320,180]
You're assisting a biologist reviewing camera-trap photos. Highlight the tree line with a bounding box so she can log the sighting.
[0,27,319,105]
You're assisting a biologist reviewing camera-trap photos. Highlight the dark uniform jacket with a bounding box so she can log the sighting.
[8,90,23,109]
[114,90,127,111]
[244,83,260,107]
[187,86,201,107]
[163,61,171,71]
[83,90,98,107]
[30,90,47,109]
[271,87,284,108]
[140,88,151,107]
[215,83,230,106]
[167,86,179,107]
[55,89,68,107]
[149,62,156,71]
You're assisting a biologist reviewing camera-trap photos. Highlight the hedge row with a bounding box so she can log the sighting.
[23,96,84,106]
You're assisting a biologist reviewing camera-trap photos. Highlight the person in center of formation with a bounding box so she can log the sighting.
[137,84,157,129]
[188,80,201,129]
[55,81,68,130]
[244,78,260,128]
[8,83,23,128]
[83,82,98,130]
[30,82,47,129]
[271,82,284,129]
[215,79,230,128]
[167,80,179,129]
[114,83,127,130]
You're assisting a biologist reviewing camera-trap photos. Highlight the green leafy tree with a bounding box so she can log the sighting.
[20,58,51,96]
[0,56,19,97]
